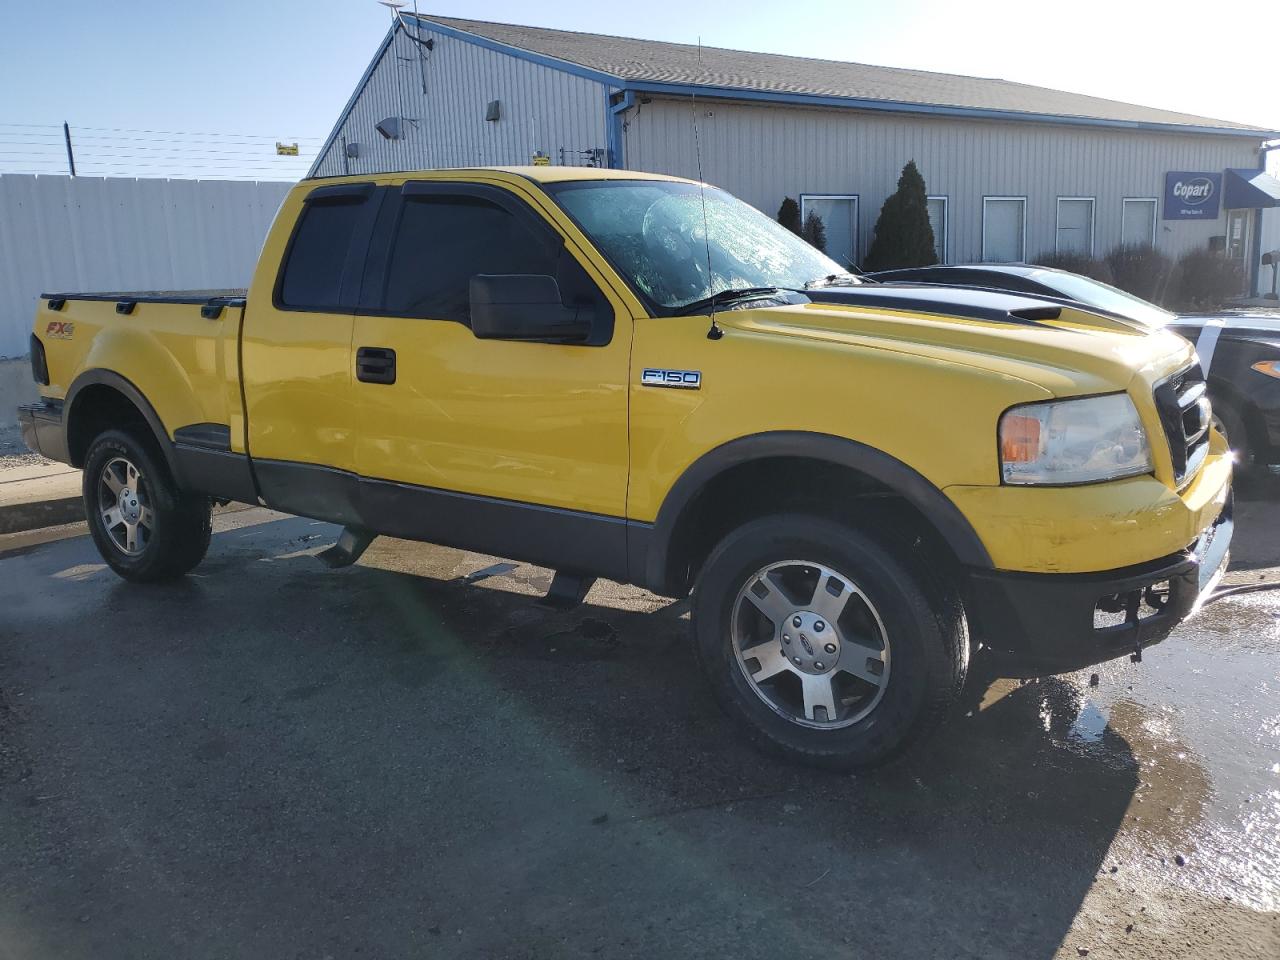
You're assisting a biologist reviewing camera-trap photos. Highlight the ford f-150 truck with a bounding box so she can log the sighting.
[19,167,1233,768]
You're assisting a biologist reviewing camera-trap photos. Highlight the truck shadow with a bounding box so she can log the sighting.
[266,528,1164,959]
[3,517,1214,960]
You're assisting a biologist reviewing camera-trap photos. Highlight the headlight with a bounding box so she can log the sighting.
[1251,361,1280,379]
[1000,393,1153,485]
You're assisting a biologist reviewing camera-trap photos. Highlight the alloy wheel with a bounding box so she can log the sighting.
[730,560,891,728]
[97,456,155,556]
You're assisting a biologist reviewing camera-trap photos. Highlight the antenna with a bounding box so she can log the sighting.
[691,37,722,341]
[379,0,430,95]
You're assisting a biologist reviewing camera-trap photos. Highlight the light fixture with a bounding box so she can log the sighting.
[375,117,404,140]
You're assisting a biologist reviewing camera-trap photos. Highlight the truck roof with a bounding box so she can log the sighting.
[310,166,694,185]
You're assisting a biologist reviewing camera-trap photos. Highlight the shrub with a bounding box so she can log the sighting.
[1031,251,1115,285]
[777,197,802,236]
[1104,245,1173,304]
[863,160,938,271]
[802,210,827,252]
[1167,249,1246,311]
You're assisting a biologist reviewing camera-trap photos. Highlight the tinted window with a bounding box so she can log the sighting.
[279,197,367,309]
[382,195,601,327]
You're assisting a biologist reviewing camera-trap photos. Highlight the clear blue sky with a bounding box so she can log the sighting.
[0,0,1275,179]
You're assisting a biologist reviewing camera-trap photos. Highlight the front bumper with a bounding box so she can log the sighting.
[966,488,1232,677]
[16,399,68,463]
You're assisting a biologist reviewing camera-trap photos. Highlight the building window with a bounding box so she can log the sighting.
[800,195,859,269]
[926,196,948,263]
[1056,198,1095,255]
[982,197,1026,263]
[1121,198,1158,247]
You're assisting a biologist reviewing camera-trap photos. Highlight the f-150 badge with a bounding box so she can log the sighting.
[641,368,701,389]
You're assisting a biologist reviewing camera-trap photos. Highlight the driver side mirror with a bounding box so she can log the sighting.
[469,274,592,343]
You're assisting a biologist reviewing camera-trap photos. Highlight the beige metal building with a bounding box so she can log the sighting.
[313,14,1280,292]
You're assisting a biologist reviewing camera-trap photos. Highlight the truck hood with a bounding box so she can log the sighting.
[1169,309,1280,337]
[721,284,1194,397]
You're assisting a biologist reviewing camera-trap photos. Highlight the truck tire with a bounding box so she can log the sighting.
[1212,401,1251,467]
[691,514,967,769]
[82,428,212,583]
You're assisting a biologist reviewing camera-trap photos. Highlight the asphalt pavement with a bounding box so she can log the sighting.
[1,477,1278,959]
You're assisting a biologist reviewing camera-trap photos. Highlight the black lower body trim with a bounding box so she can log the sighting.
[172,444,259,503]
[17,399,68,463]
[967,493,1233,677]
[252,459,631,583]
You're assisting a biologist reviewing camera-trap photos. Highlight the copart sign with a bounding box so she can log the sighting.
[1163,172,1222,220]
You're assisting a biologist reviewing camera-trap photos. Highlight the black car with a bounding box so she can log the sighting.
[868,263,1280,466]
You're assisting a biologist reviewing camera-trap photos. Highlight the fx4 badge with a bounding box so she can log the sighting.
[641,368,701,390]
[45,320,75,340]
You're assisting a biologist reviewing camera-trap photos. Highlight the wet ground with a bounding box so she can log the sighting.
[0,479,1278,959]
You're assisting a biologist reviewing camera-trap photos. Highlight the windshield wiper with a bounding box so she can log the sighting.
[804,273,865,289]
[673,286,782,316]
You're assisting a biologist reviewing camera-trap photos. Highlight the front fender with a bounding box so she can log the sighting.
[636,430,993,592]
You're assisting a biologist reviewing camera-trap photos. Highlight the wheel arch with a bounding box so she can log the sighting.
[637,431,992,595]
[65,369,178,476]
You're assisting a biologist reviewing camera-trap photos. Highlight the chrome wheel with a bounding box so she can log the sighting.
[730,560,890,729]
[97,456,154,556]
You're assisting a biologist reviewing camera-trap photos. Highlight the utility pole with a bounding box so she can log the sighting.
[63,121,76,177]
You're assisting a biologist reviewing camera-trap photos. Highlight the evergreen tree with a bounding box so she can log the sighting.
[777,197,802,236]
[863,161,938,271]
[802,210,827,253]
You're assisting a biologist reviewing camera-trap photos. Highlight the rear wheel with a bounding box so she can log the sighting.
[83,429,211,582]
[692,514,968,769]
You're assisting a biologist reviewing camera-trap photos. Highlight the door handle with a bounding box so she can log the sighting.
[356,346,396,385]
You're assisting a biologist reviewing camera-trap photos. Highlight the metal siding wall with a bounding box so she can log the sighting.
[623,99,1263,266]
[313,26,609,176]
[0,175,290,357]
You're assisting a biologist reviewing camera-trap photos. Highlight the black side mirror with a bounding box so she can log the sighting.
[469,274,592,343]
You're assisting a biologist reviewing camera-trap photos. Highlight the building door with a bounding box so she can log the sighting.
[801,195,859,269]
[351,179,631,520]
[1226,209,1251,262]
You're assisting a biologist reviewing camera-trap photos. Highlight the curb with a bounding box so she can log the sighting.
[0,496,85,535]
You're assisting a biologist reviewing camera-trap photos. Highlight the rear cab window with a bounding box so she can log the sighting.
[276,184,377,311]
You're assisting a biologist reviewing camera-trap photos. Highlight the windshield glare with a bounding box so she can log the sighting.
[549,180,854,312]
[1035,271,1173,327]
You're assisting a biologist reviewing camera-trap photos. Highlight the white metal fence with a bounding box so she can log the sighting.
[0,175,292,357]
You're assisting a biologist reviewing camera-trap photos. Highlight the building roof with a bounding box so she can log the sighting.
[412,13,1276,137]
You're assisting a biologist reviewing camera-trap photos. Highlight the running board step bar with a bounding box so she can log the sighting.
[318,527,377,568]
[538,571,597,609]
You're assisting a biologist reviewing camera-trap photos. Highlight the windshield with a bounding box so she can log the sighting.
[1034,270,1173,327]
[548,179,856,313]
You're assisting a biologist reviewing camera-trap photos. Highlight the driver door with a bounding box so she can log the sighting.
[351,178,633,572]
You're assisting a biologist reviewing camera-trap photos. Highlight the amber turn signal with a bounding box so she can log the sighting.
[1000,413,1041,464]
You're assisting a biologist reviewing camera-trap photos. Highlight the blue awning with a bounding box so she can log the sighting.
[1224,167,1280,208]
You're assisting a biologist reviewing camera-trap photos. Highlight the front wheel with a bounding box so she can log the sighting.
[83,429,212,582]
[692,514,967,769]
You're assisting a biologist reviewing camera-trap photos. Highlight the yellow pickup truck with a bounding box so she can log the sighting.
[18,167,1232,767]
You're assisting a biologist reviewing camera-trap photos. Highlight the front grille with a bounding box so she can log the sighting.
[1153,363,1210,487]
